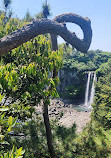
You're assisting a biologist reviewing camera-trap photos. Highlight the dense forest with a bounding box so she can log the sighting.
[0,1,111,158]
[58,45,111,104]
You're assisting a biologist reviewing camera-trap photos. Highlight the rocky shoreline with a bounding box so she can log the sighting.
[36,99,91,134]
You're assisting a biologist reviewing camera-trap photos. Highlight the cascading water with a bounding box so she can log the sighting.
[84,72,91,106]
[84,72,96,108]
[73,72,96,112]
[89,73,96,105]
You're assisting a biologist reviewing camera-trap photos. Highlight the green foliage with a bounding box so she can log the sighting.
[0,15,62,118]
[92,59,111,129]
[58,44,111,102]
[0,36,62,104]
[1,146,25,158]
[74,121,111,158]
[56,44,111,157]
[59,44,111,72]
[0,13,63,157]
[54,124,77,158]
[0,12,62,122]
[7,115,50,158]
[35,12,44,19]
[62,49,111,72]
[1,10,111,158]
[42,2,51,18]
[73,59,111,158]
[0,106,25,157]
[24,10,33,22]
[3,0,12,10]
[2,0,13,22]
[0,14,21,38]
[0,107,16,145]
[8,116,77,158]
[60,85,85,101]
[34,1,51,19]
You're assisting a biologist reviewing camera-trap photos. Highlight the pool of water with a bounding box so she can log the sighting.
[72,105,92,112]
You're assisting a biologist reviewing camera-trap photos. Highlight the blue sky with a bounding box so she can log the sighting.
[0,0,111,52]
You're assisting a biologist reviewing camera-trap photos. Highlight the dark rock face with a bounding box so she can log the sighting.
[57,69,87,104]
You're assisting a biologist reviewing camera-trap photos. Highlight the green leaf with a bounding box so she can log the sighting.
[1,141,9,145]
[0,108,9,112]
[50,78,55,86]
[8,116,13,126]
[0,135,4,139]
[0,94,4,102]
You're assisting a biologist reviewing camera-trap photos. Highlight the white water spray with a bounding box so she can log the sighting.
[89,73,96,105]
[84,72,91,106]
[84,72,96,108]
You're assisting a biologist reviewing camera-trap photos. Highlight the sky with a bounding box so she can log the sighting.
[0,0,111,52]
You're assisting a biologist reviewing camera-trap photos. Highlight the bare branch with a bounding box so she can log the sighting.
[0,13,92,55]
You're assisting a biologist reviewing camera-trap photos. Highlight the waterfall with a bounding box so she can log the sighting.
[84,72,96,108]
[89,73,96,105]
[84,72,91,106]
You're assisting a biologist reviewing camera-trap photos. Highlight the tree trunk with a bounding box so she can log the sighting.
[0,12,92,158]
[0,13,92,55]
[50,34,58,78]
[43,98,57,158]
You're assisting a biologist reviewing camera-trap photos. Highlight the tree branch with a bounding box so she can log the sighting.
[0,13,92,55]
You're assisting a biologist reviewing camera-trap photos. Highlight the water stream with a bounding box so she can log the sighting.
[89,73,96,106]
[84,72,91,106]
[73,72,96,111]
[84,72,96,109]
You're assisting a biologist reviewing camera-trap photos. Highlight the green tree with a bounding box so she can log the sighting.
[0,12,92,158]
[42,2,51,18]
[0,106,25,157]
[35,1,51,19]
[3,0,11,14]
[73,59,111,158]
[0,14,63,157]
[93,59,111,129]
[0,38,62,158]
[24,10,33,22]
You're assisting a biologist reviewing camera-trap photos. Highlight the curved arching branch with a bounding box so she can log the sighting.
[53,13,92,44]
[0,13,92,55]
[51,13,92,52]
[50,13,92,78]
